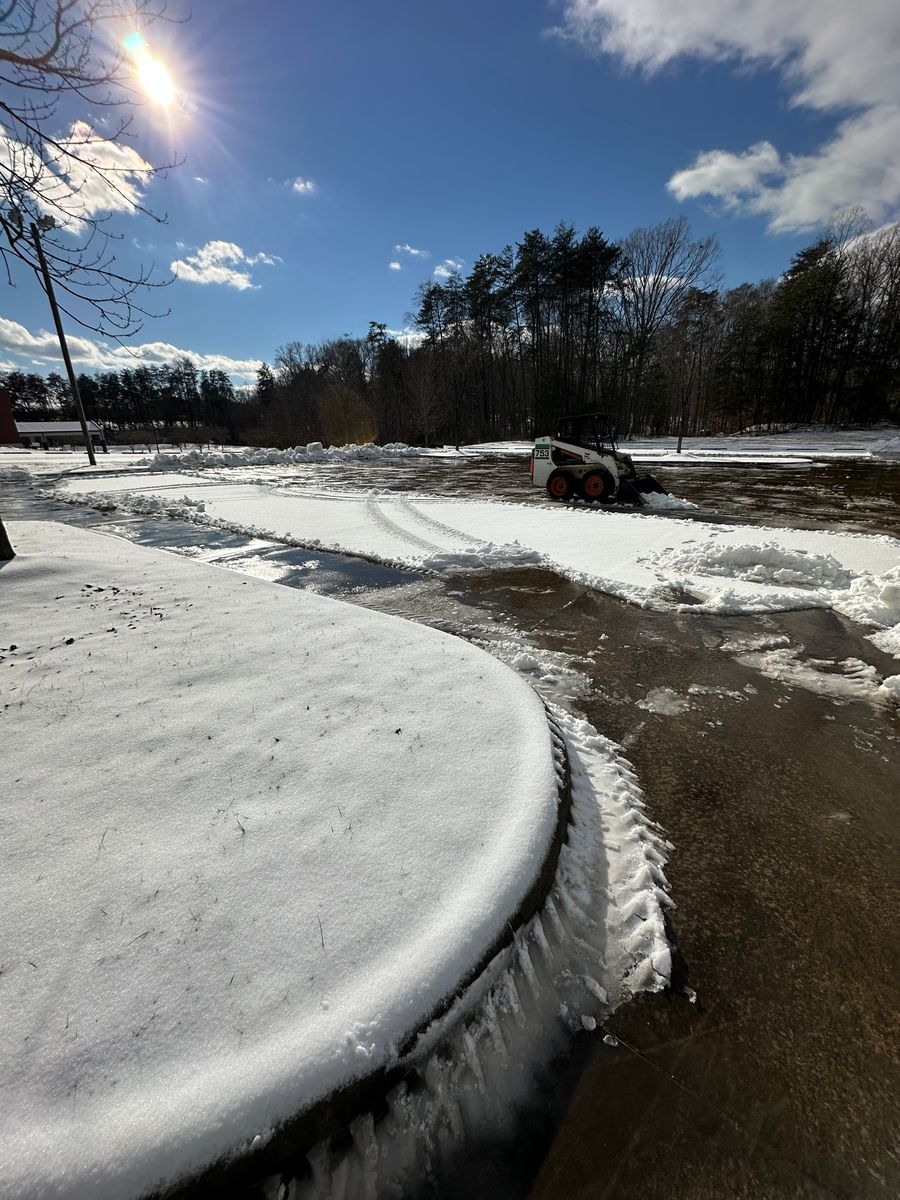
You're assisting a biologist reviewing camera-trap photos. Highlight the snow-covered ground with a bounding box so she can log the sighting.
[1,521,671,1199]
[621,427,900,464]
[54,474,900,655]
[4,424,898,481]
[0,441,510,480]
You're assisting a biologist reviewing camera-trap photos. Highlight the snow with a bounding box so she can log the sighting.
[868,625,900,659]
[640,491,698,511]
[732,644,900,708]
[298,704,673,1194]
[621,426,900,463]
[147,442,435,469]
[1,520,566,1200]
[643,541,854,590]
[55,476,900,648]
[734,647,879,702]
[636,687,691,716]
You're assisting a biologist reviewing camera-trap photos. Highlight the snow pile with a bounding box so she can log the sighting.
[0,465,29,481]
[870,437,900,458]
[70,489,208,518]
[149,442,429,470]
[2,521,568,1200]
[640,491,698,511]
[636,687,691,716]
[868,626,900,659]
[879,675,900,704]
[643,540,854,590]
[836,566,900,630]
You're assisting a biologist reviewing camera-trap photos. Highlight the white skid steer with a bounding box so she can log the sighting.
[531,412,666,505]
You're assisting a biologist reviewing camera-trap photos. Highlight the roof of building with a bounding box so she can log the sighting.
[16,421,103,434]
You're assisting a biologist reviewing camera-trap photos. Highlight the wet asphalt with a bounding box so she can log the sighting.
[2,456,899,1199]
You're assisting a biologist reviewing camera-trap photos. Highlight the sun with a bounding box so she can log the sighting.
[137,52,175,106]
[124,32,175,106]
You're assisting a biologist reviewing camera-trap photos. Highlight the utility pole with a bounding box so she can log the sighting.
[30,221,97,467]
[0,515,13,560]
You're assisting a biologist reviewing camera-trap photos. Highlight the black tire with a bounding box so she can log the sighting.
[546,470,575,501]
[579,468,616,503]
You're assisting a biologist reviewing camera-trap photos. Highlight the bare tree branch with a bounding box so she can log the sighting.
[0,0,183,336]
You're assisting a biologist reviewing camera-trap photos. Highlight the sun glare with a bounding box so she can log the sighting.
[137,52,175,105]
[125,32,175,106]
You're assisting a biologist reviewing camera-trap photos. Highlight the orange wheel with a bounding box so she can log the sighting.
[546,470,574,501]
[580,469,615,502]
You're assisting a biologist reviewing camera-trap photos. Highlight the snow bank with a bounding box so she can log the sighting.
[2,521,566,1200]
[870,437,900,458]
[149,442,430,469]
[644,541,854,590]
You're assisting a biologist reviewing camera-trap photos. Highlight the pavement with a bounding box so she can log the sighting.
[3,459,899,1199]
[495,579,899,1200]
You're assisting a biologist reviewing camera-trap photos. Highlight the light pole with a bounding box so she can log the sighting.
[29,218,97,467]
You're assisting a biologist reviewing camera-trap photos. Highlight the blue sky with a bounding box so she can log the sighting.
[4,0,898,381]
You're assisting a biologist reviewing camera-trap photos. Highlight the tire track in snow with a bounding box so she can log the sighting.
[395,498,488,547]
[364,498,455,557]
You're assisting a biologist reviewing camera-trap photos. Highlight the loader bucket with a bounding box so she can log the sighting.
[631,473,667,495]
[616,473,667,506]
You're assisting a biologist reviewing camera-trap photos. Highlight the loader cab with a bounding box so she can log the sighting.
[554,412,618,457]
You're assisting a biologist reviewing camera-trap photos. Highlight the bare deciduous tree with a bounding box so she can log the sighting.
[0,0,181,335]
[615,216,721,429]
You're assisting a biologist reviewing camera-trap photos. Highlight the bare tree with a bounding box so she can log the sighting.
[615,217,720,431]
[404,351,445,447]
[0,0,181,335]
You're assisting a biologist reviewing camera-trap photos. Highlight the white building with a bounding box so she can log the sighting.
[14,421,107,451]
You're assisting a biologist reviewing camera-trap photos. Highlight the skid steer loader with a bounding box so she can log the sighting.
[530,412,666,505]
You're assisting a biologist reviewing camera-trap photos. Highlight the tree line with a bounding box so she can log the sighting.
[4,359,245,448]
[5,213,899,448]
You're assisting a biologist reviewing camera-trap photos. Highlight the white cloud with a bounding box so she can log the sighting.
[557,0,900,231]
[669,112,900,232]
[394,243,428,258]
[291,177,316,194]
[668,142,782,207]
[0,315,263,381]
[193,176,208,184]
[434,258,464,279]
[389,261,402,270]
[1,120,153,230]
[385,327,426,350]
[170,241,279,290]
